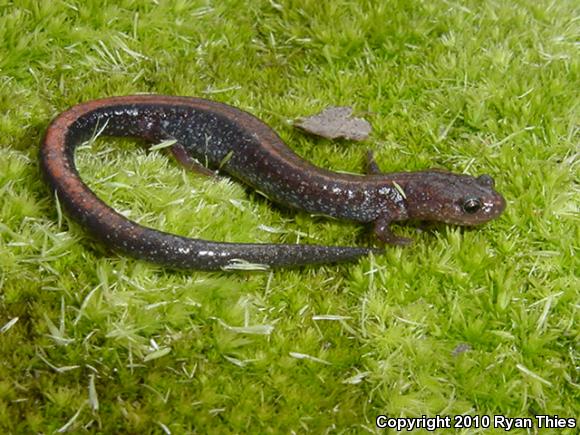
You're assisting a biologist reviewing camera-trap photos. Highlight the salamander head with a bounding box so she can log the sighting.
[404,172,506,225]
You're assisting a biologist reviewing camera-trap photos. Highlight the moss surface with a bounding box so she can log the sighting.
[0,0,577,433]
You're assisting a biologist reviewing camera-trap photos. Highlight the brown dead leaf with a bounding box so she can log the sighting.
[294,106,372,141]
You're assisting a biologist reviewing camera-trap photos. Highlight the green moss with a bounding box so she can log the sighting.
[0,0,577,432]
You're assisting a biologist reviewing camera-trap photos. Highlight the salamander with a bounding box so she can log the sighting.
[40,95,506,270]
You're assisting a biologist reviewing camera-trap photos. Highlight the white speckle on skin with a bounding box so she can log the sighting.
[114,108,139,117]
[178,246,192,255]
[198,250,230,257]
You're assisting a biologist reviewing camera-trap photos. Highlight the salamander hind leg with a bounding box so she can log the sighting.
[170,142,216,177]
[373,217,413,246]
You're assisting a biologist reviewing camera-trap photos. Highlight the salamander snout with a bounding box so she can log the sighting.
[453,173,506,225]
[405,171,506,226]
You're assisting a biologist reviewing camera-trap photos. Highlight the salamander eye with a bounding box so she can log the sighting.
[477,174,495,188]
[462,197,482,214]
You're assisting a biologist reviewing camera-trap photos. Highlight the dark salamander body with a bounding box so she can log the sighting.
[40,95,505,270]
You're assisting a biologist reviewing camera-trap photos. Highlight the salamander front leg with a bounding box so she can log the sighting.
[366,150,382,175]
[373,217,413,246]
